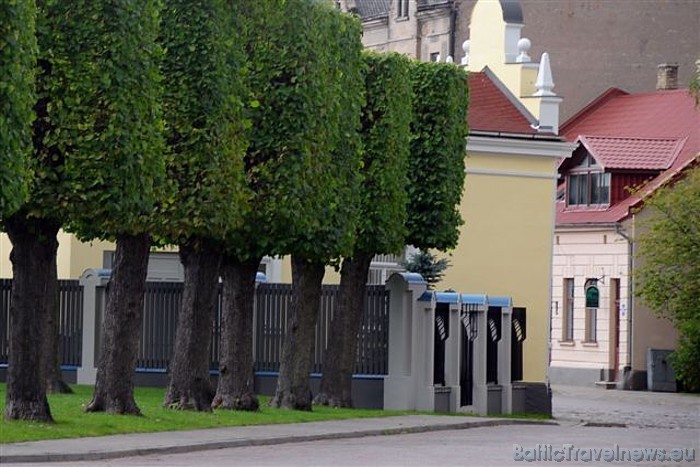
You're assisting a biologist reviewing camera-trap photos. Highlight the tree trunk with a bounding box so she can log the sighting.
[43,247,73,394]
[4,215,57,422]
[315,253,373,408]
[212,255,261,411]
[163,241,221,411]
[269,256,325,411]
[85,233,150,415]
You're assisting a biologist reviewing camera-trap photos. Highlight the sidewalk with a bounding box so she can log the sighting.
[0,415,556,464]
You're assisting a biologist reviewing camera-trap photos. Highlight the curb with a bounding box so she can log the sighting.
[1,419,557,464]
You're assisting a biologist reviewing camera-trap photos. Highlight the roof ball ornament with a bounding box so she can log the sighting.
[516,37,531,63]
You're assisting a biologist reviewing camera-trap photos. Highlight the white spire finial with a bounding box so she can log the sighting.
[534,52,555,96]
[461,40,470,66]
[516,38,531,63]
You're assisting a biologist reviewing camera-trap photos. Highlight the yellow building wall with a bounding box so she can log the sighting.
[0,234,11,278]
[1,231,114,279]
[440,152,558,382]
[277,255,342,285]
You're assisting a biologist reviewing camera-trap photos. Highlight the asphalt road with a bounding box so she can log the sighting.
[14,424,698,467]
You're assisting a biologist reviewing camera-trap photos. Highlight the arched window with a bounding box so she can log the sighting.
[584,278,599,342]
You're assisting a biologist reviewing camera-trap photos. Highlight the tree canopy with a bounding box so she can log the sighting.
[406,61,469,251]
[44,0,167,241]
[0,0,36,219]
[353,51,412,256]
[228,0,363,263]
[159,0,249,245]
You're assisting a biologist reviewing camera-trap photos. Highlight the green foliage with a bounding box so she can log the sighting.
[400,249,450,288]
[309,8,364,262]
[406,61,469,251]
[42,0,166,240]
[227,1,364,262]
[636,166,700,391]
[0,0,36,219]
[670,320,700,392]
[353,52,412,256]
[159,0,249,244]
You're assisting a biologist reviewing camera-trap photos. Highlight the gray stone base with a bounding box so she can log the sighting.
[621,368,648,391]
[0,367,76,384]
[254,373,385,409]
[549,366,610,387]
[520,382,551,415]
[128,371,386,410]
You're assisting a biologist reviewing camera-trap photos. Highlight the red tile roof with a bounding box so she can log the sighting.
[557,88,700,226]
[577,135,685,171]
[467,71,537,135]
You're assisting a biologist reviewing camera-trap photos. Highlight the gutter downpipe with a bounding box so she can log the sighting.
[615,221,634,390]
[449,3,456,60]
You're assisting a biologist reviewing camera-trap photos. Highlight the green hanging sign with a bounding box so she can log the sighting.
[585,284,600,308]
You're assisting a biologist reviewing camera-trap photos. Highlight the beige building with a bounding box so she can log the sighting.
[551,69,699,389]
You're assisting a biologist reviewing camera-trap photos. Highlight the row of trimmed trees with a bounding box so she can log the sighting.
[1,0,468,421]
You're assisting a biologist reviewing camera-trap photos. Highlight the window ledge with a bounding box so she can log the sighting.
[581,341,598,347]
[563,204,611,212]
[558,340,575,347]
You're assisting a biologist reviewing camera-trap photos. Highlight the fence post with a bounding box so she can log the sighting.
[252,272,266,364]
[444,299,461,411]
[472,300,488,415]
[77,269,111,385]
[498,301,513,414]
[383,272,429,411]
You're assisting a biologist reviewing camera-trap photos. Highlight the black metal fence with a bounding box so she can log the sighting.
[0,280,9,365]
[1,279,390,377]
[0,279,83,367]
[58,280,84,366]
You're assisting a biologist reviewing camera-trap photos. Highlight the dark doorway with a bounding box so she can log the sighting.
[460,305,478,406]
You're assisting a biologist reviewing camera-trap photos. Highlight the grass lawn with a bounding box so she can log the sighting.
[0,384,411,444]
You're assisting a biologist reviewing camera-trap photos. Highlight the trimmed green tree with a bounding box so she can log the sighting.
[40,0,167,415]
[0,0,55,422]
[315,52,412,408]
[636,166,700,391]
[238,2,363,412]
[213,1,364,413]
[210,0,272,412]
[159,0,248,412]
[406,60,469,253]
[316,59,468,408]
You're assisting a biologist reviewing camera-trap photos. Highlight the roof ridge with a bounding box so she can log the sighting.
[581,135,685,142]
[481,66,537,125]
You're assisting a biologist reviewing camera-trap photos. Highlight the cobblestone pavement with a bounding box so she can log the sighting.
[552,384,700,429]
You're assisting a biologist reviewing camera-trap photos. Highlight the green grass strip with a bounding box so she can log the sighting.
[0,384,412,444]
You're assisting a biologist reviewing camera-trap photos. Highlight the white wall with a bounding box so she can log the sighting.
[551,227,630,380]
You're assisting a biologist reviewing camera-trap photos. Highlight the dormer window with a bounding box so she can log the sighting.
[566,153,610,206]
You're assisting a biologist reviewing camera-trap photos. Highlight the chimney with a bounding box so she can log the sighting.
[656,63,679,91]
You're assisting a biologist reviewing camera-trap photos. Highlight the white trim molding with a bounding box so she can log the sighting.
[466,135,576,159]
[465,167,558,180]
